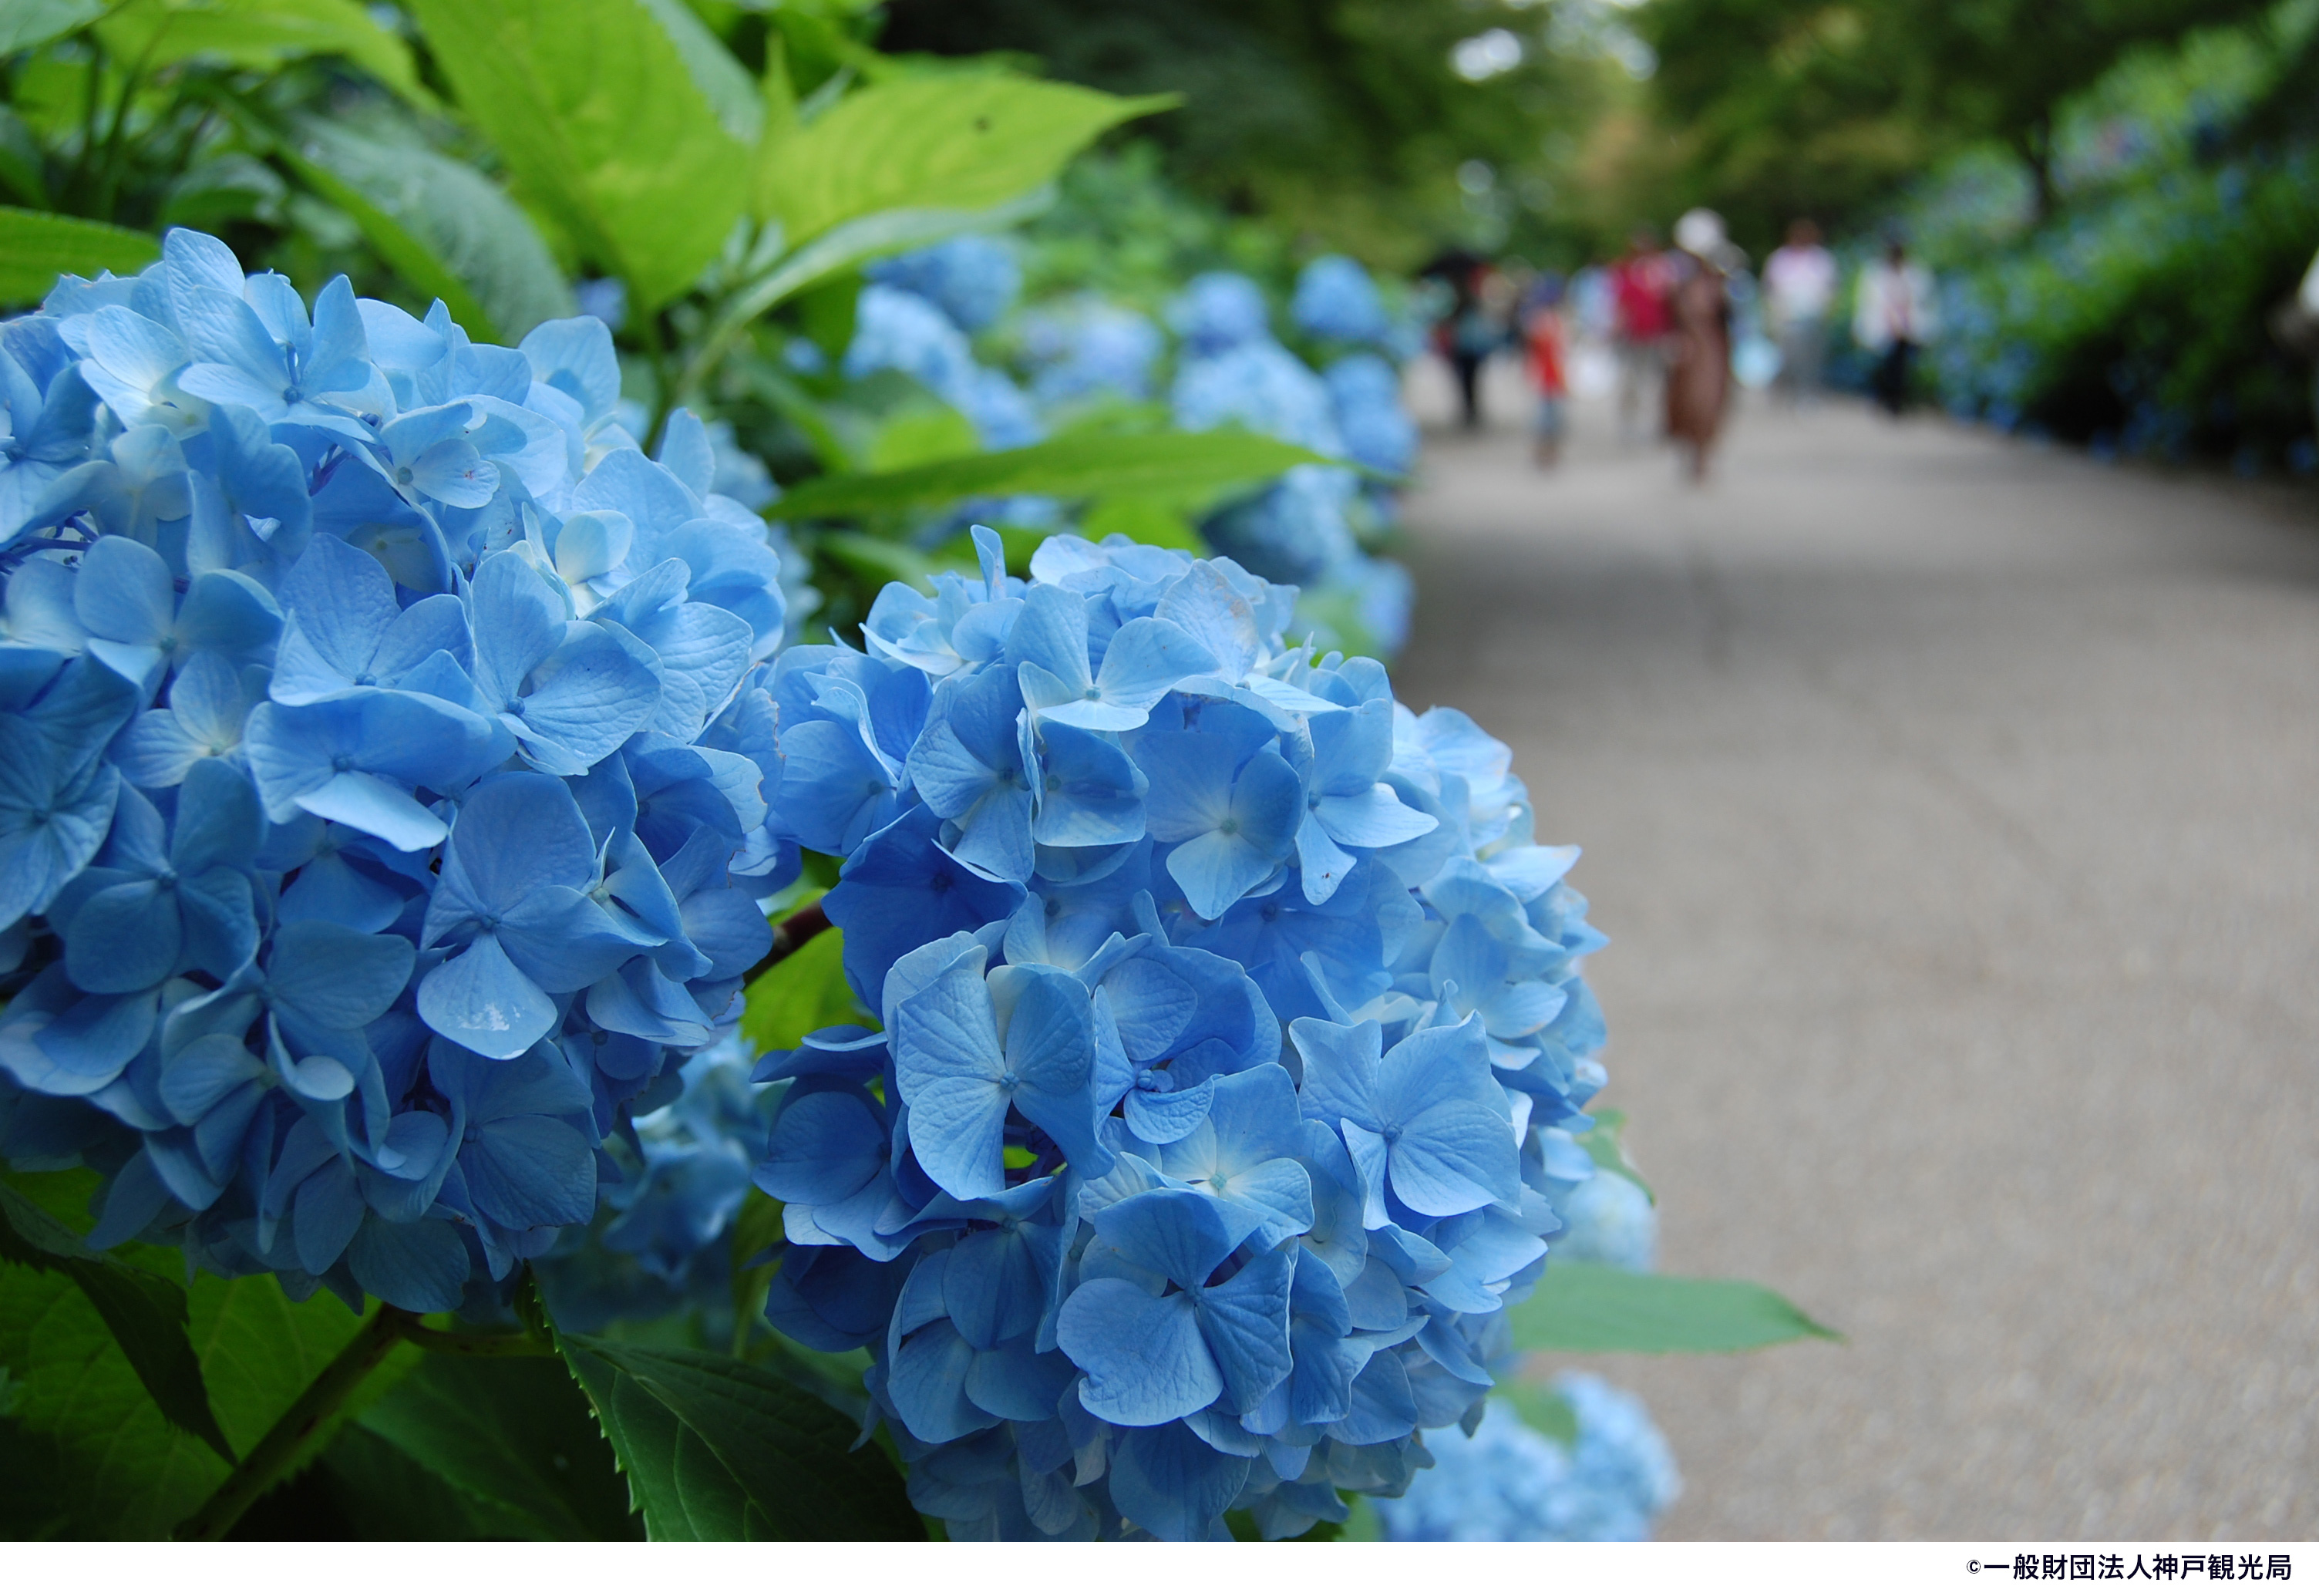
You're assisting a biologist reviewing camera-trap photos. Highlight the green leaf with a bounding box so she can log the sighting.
[284,120,576,342]
[298,1422,541,1538]
[405,0,749,310]
[756,73,1174,243]
[1508,1261,1840,1355]
[95,0,438,112]
[676,184,1055,398]
[560,1335,923,1540]
[739,914,862,1052]
[773,429,1336,520]
[0,1185,234,1462]
[189,1274,414,1466]
[863,402,979,473]
[0,1259,227,1535]
[1573,1107,1653,1203]
[0,0,103,55]
[0,206,160,306]
[352,1355,641,1538]
[1500,1382,1580,1445]
[1081,496,1207,554]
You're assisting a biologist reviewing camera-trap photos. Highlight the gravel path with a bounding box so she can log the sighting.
[1392,382,2319,1539]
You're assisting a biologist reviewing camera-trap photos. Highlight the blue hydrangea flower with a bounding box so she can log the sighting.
[847,285,1046,450]
[1291,257,1391,346]
[868,236,1023,334]
[1324,354,1417,477]
[1167,272,1271,355]
[1017,298,1163,409]
[1376,1382,1681,1541]
[0,227,798,1315]
[746,527,1620,1540]
[1552,1167,1658,1271]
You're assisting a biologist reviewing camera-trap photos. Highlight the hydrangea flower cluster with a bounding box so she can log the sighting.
[0,228,798,1313]
[1015,298,1166,409]
[1376,1380,1681,1541]
[867,236,1024,336]
[754,528,1611,1539]
[1163,273,1412,653]
[1550,1166,1656,1271]
[1291,256,1392,347]
[845,282,1044,451]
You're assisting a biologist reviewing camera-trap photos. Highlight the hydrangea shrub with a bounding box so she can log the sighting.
[755,527,1611,1539]
[0,228,798,1311]
[1377,1379,1681,1541]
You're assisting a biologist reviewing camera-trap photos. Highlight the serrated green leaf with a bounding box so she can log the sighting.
[284,120,576,342]
[94,0,436,112]
[0,206,160,305]
[561,1335,922,1540]
[774,429,1336,520]
[352,1355,641,1539]
[406,0,749,309]
[739,917,862,1053]
[0,0,103,56]
[0,1185,234,1463]
[757,73,1174,243]
[1509,1261,1840,1354]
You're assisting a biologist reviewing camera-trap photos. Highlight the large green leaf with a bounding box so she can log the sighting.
[189,1274,414,1466]
[0,206,160,305]
[677,185,1055,396]
[0,1185,233,1462]
[284,120,576,342]
[353,1354,641,1539]
[0,0,103,55]
[405,0,749,310]
[0,1260,227,1536]
[739,916,861,1053]
[95,0,436,111]
[1508,1262,1840,1354]
[560,1335,922,1540]
[757,73,1174,242]
[0,1169,416,1537]
[773,429,1335,520]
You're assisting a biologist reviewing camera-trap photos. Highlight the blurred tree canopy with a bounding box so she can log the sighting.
[1637,0,2280,249]
[877,0,1632,268]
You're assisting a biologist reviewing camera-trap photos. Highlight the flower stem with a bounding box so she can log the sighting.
[741,901,831,989]
[399,1322,560,1358]
[171,1306,417,1540]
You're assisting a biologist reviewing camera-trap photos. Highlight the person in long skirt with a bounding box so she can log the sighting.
[1664,209,1733,482]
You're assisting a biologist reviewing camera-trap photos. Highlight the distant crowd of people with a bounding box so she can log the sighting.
[1425,218,1940,482]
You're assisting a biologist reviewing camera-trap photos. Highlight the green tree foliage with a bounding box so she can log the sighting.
[1641,0,2275,247]
[878,0,1623,267]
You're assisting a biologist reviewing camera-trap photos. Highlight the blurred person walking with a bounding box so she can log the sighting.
[1854,239,1939,416]
[1765,219,1837,402]
[1428,251,1504,430]
[1610,227,1674,443]
[1521,273,1572,467]
[1665,209,1734,483]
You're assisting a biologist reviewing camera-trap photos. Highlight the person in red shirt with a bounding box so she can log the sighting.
[1608,227,1674,445]
[1522,273,1571,468]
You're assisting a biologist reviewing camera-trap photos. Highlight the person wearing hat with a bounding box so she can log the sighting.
[1665,207,1735,482]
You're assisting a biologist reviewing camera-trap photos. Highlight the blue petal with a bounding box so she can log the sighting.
[417,931,559,1059]
[1193,1246,1293,1413]
[463,1113,594,1229]
[1055,1278,1217,1426]
[345,1213,470,1311]
[1107,1421,1250,1541]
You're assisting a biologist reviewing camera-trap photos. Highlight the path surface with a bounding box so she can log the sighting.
[1392,374,2319,1540]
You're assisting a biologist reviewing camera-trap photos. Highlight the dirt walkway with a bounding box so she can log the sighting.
[1393,380,2319,1538]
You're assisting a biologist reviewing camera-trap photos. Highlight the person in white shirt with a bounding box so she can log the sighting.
[1853,239,1939,416]
[1763,219,1837,404]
